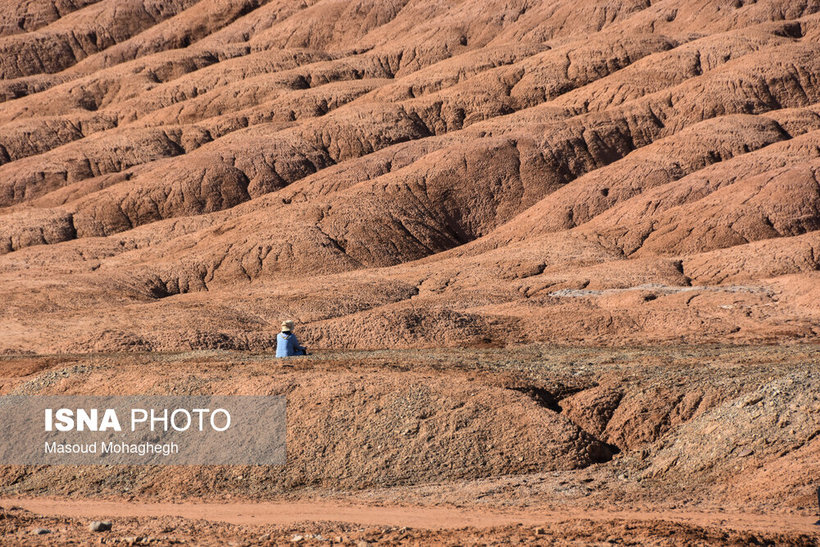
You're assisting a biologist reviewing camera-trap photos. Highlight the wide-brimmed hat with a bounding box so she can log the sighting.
[281,320,295,332]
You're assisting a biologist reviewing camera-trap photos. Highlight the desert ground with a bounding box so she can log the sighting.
[1,0,820,543]
[1,345,820,544]
[1,0,820,354]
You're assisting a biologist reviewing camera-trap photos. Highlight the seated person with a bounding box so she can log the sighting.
[276,320,307,357]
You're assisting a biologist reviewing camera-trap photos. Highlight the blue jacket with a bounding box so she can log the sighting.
[276,332,305,357]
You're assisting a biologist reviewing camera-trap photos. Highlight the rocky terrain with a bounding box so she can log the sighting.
[0,0,819,352]
[1,0,820,544]
[1,346,819,544]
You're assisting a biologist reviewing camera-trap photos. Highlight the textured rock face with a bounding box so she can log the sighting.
[1,0,820,352]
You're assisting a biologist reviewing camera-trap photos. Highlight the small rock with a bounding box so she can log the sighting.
[290,534,304,543]
[32,527,51,535]
[89,521,112,532]
[534,527,545,535]
[356,541,372,547]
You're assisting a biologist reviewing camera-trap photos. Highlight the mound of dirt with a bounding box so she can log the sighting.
[0,355,616,497]
[1,346,819,545]
[1,345,816,508]
[641,369,820,508]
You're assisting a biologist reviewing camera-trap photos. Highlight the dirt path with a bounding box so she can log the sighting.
[3,498,818,534]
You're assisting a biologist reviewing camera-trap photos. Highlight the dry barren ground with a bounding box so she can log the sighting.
[2,0,820,544]
[2,503,818,546]
[0,345,818,544]
[1,0,820,354]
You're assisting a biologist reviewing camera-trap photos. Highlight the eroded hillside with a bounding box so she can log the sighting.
[1,0,819,353]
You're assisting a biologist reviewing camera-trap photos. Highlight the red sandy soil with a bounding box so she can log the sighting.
[3,498,818,533]
[3,503,816,546]
[2,1,820,544]
[2,499,819,545]
[0,0,819,353]
[1,347,819,544]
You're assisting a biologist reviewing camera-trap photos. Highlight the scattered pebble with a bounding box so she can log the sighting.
[89,520,112,532]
